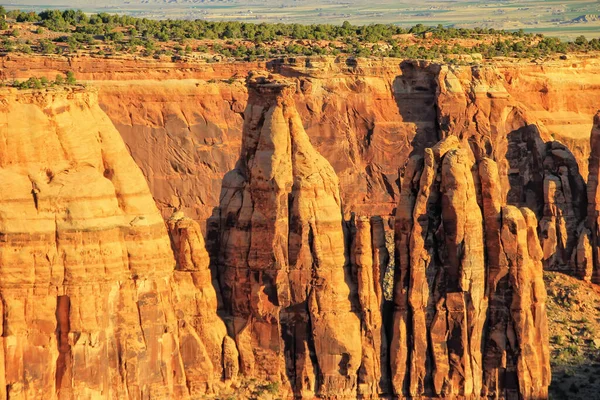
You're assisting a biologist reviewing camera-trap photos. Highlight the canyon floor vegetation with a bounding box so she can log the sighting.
[545,272,600,399]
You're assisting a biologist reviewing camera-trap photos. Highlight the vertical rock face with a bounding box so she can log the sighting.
[350,216,390,396]
[0,72,557,399]
[534,140,586,273]
[585,112,600,283]
[167,211,239,395]
[480,162,551,399]
[0,88,236,399]
[486,205,551,399]
[389,137,550,399]
[0,88,181,398]
[436,64,587,277]
[215,72,362,397]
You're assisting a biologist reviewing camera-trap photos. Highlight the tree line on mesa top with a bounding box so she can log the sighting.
[1,71,76,90]
[1,7,599,61]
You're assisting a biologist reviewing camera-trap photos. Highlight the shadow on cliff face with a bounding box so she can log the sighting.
[343,213,395,395]
[55,295,71,393]
[505,123,587,273]
[505,124,546,213]
[392,61,441,159]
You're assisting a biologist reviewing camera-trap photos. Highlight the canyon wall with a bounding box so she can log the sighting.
[0,88,237,399]
[2,54,598,398]
[390,137,550,398]
[88,55,600,277]
[4,54,599,226]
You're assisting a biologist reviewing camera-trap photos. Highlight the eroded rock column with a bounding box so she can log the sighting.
[168,211,239,395]
[586,111,600,284]
[216,72,361,397]
[390,138,550,399]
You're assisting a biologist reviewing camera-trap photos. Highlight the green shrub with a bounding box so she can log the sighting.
[18,44,33,54]
[65,71,76,85]
[39,39,56,54]
[552,335,565,345]
[265,381,280,393]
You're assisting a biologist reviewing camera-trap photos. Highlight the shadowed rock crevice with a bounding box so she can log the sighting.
[434,63,588,279]
[390,137,550,399]
[393,61,441,159]
[505,124,587,275]
[348,214,393,396]
[55,295,71,394]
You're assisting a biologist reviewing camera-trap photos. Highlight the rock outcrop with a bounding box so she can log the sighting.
[479,161,551,399]
[350,215,391,396]
[585,112,600,283]
[0,64,564,399]
[436,64,588,277]
[390,137,550,399]
[167,211,239,394]
[0,88,236,399]
[215,72,363,397]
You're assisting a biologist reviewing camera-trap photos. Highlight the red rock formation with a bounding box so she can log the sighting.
[3,54,599,226]
[0,61,565,398]
[436,64,588,277]
[480,160,551,399]
[390,138,550,399]
[350,216,390,397]
[572,225,594,281]
[215,72,362,397]
[586,111,600,284]
[0,88,236,399]
[167,211,239,395]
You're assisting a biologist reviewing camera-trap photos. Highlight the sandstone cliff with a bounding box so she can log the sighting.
[167,211,239,395]
[583,111,600,283]
[208,73,551,398]
[0,88,236,399]
[214,72,363,398]
[390,137,550,399]
[74,55,599,281]
[435,64,589,277]
[0,57,582,399]
[6,55,598,233]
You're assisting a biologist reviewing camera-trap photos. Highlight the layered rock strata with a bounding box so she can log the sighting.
[0,72,557,399]
[390,137,550,399]
[0,88,236,399]
[5,57,599,276]
[215,71,363,398]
